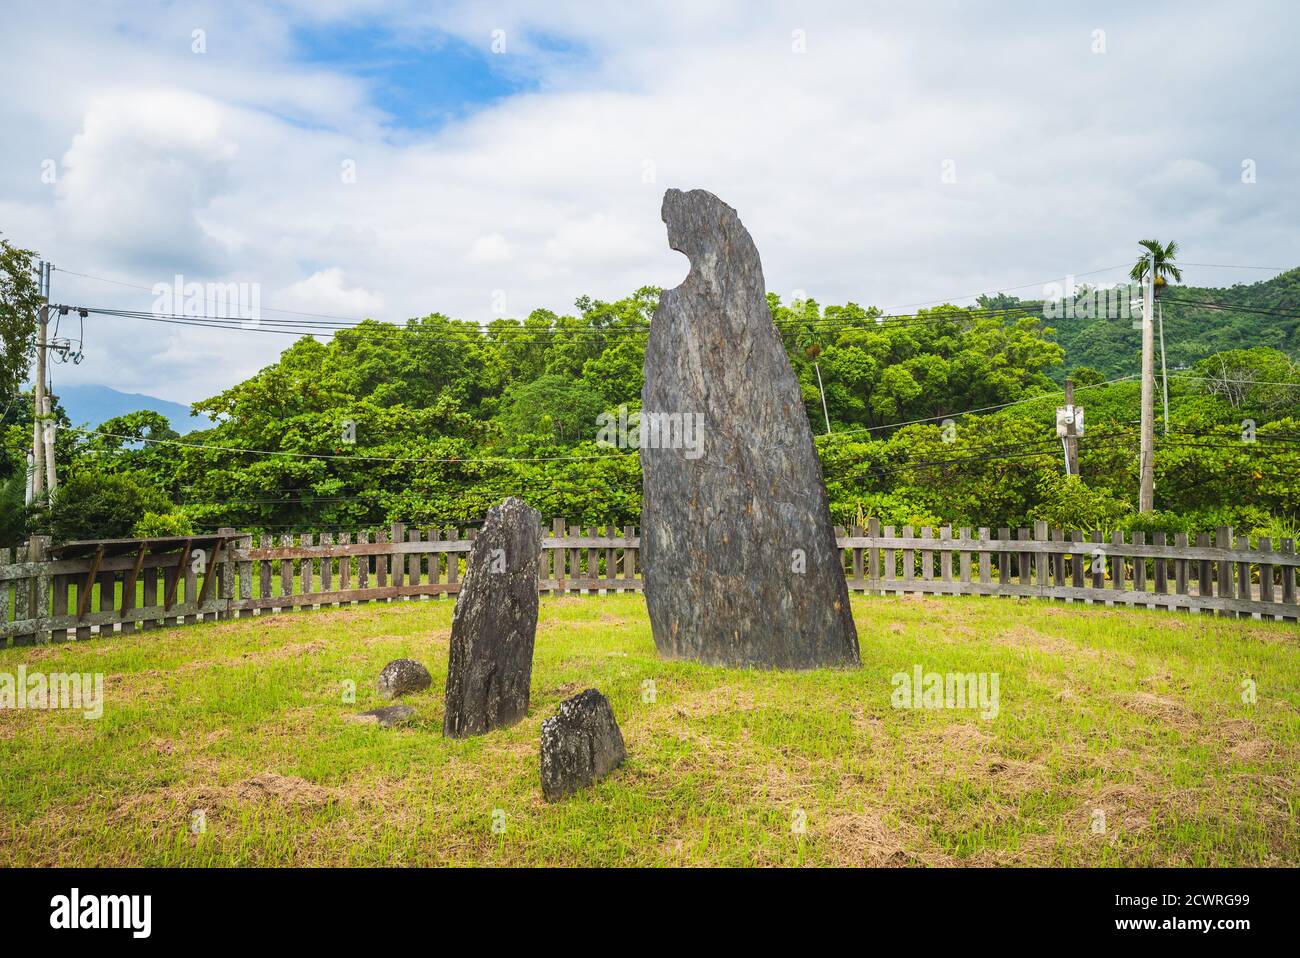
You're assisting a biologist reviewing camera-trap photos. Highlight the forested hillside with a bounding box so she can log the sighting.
[1046,267,1300,379]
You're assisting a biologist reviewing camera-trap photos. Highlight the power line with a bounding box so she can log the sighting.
[58,261,1124,327]
[1180,262,1297,272]
[830,374,1138,436]
[72,300,1051,345]
[1160,297,1300,320]
[66,425,639,464]
[53,268,379,324]
[1171,373,1300,389]
[878,261,1133,312]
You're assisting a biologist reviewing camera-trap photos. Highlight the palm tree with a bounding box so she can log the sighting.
[1129,238,1182,299]
[1129,239,1182,473]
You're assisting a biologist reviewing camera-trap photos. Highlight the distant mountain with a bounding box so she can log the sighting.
[52,384,214,435]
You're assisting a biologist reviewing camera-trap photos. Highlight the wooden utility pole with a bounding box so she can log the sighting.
[814,361,831,435]
[42,393,57,493]
[31,262,49,503]
[1057,378,1081,477]
[1138,255,1156,512]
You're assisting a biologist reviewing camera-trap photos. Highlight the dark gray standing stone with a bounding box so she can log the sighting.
[539,689,627,801]
[443,497,543,738]
[376,658,432,699]
[347,705,416,728]
[640,188,860,670]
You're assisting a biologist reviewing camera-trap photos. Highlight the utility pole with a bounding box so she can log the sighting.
[814,361,832,435]
[1138,255,1156,513]
[31,261,50,503]
[1056,378,1081,477]
[43,392,57,493]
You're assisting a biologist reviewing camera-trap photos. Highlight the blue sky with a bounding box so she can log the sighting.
[294,22,541,130]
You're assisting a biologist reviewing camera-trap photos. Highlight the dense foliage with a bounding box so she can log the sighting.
[2,279,1297,544]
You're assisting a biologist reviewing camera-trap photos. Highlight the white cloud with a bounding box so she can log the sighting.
[465,233,512,265]
[55,90,240,273]
[1,0,1297,404]
[279,268,384,316]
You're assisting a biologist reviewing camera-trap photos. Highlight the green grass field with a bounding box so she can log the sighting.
[1,593,1296,866]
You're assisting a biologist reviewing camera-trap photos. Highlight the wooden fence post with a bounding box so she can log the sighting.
[1033,521,1049,592]
[978,528,991,591]
[1,545,9,644]
[622,523,636,592]
[603,522,616,595]
[14,537,51,646]
[1234,531,1252,617]
[1281,539,1296,620]
[258,532,273,610]
[882,525,896,591]
[867,517,881,594]
[1216,526,1234,615]
[217,528,236,620]
[552,518,566,589]
[390,522,405,594]
[236,532,253,618]
[407,528,421,599]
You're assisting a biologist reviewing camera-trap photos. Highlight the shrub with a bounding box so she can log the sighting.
[1027,473,1130,532]
[44,470,172,542]
[133,511,194,538]
[0,472,30,546]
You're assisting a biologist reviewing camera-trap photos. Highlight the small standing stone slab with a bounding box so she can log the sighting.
[540,689,627,801]
[640,188,860,670]
[377,659,432,699]
[347,705,415,728]
[443,497,543,738]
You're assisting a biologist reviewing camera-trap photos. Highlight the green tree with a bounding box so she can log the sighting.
[43,470,172,542]
[502,374,607,443]
[1068,366,1106,388]
[0,471,29,546]
[0,234,41,399]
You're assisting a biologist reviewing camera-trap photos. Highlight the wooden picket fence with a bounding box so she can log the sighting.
[1,518,1296,645]
[842,518,1297,619]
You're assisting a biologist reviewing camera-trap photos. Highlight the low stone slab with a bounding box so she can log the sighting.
[540,689,627,801]
[443,497,543,738]
[377,659,432,699]
[347,705,415,728]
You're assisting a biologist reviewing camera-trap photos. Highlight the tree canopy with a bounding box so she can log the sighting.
[2,280,1296,545]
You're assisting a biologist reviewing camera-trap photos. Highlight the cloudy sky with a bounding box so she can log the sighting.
[2,0,1297,404]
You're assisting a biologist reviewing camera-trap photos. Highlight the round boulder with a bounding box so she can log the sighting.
[377,659,432,699]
